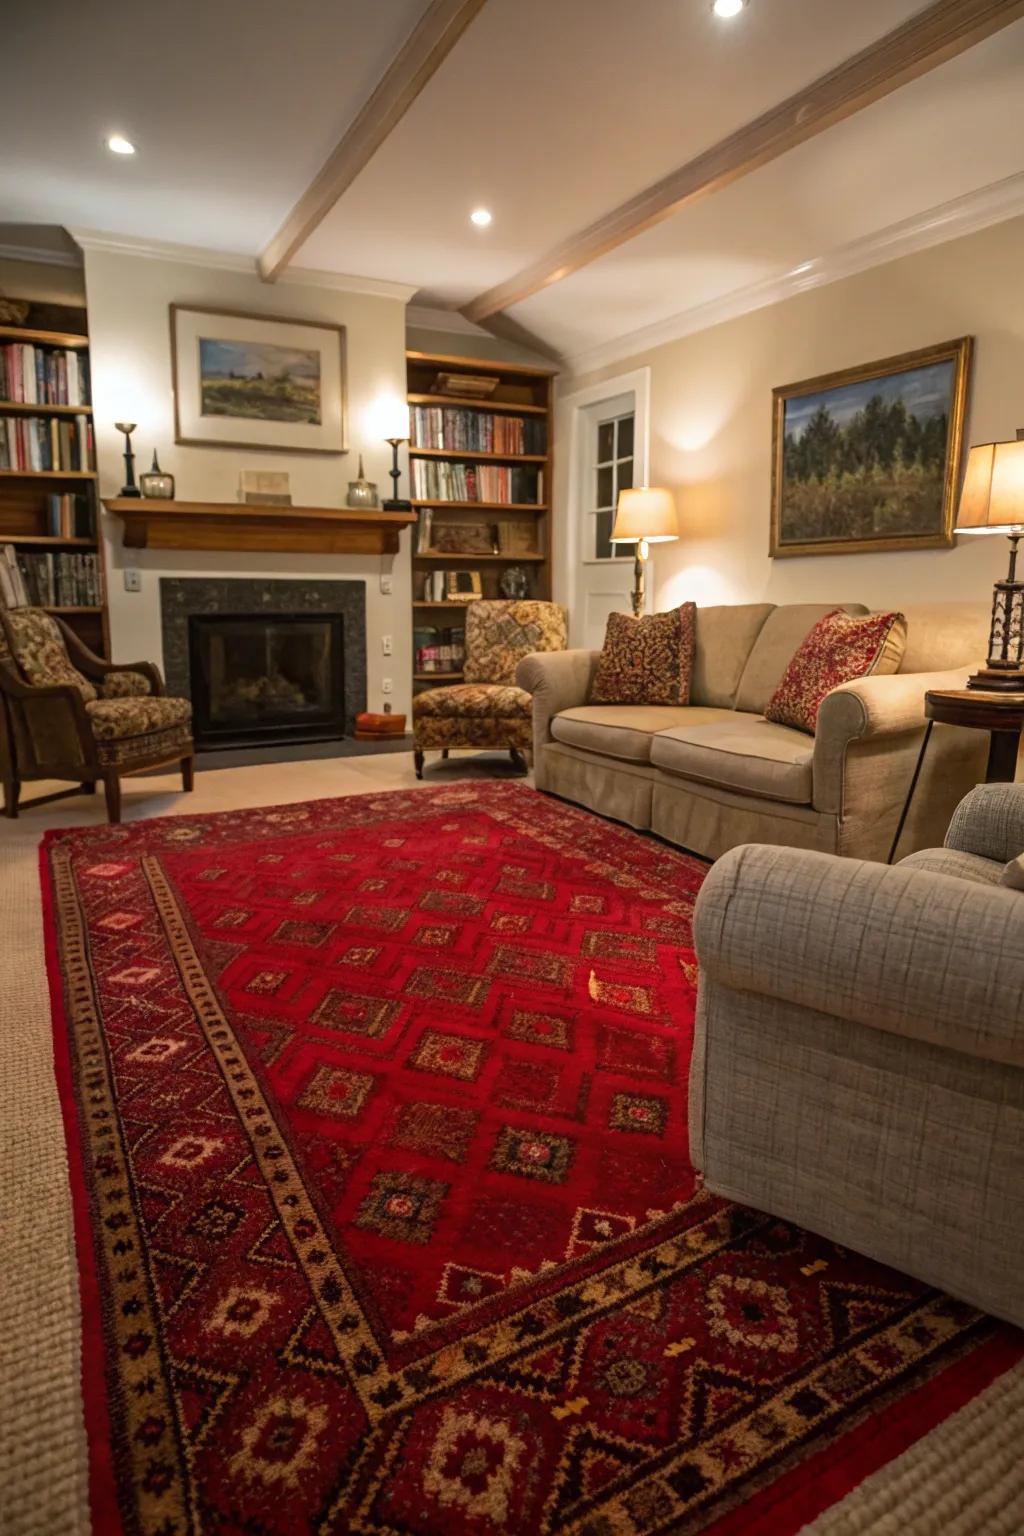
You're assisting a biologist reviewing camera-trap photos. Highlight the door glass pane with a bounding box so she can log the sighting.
[617,456,633,492]
[617,414,635,458]
[596,464,614,509]
[597,421,615,462]
[594,510,613,560]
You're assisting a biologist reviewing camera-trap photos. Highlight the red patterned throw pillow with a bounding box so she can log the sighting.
[765,608,907,734]
[590,603,697,706]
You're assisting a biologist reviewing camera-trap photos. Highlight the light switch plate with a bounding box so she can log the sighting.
[124,568,141,593]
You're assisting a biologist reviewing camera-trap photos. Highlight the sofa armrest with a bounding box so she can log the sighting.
[813,665,973,810]
[516,648,599,751]
[945,783,1024,863]
[694,842,1024,1067]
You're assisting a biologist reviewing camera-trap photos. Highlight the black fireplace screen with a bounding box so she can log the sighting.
[188,612,345,749]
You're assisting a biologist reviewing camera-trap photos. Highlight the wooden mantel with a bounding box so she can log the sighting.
[103,498,418,555]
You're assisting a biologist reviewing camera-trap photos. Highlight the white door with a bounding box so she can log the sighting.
[564,376,654,654]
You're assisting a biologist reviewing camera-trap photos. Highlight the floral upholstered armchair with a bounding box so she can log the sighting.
[413,600,567,778]
[0,608,193,822]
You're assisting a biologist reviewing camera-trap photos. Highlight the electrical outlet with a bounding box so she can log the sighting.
[124,568,141,593]
[381,678,393,694]
[380,574,393,595]
[383,702,392,714]
[382,635,392,656]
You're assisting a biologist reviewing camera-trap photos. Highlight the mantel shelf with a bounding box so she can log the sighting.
[103,498,418,555]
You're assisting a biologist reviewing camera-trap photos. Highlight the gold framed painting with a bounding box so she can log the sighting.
[170,304,347,454]
[770,337,972,558]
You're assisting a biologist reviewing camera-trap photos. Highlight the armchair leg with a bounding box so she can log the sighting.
[3,772,19,818]
[509,747,527,774]
[182,755,195,793]
[441,748,449,760]
[102,771,122,824]
[80,781,96,796]
[414,749,425,780]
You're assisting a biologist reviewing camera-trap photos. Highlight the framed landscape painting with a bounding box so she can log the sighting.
[170,305,346,453]
[770,337,972,558]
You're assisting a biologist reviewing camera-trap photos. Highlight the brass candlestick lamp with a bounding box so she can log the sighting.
[956,431,1024,692]
[611,487,680,615]
[114,421,140,498]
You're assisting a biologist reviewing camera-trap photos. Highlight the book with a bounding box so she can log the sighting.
[409,406,546,456]
[0,343,89,407]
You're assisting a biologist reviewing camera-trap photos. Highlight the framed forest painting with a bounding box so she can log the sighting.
[170,305,347,454]
[770,337,972,558]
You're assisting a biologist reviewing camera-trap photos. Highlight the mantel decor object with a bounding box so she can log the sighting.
[139,451,175,500]
[115,421,140,498]
[346,454,379,509]
[956,429,1024,692]
[612,487,680,616]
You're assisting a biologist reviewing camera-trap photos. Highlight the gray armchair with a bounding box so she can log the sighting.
[690,783,1024,1327]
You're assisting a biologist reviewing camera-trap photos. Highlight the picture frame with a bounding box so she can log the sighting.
[770,337,972,558]
[170,304,347,454]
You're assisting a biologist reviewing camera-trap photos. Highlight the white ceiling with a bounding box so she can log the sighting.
[5,0,1024,364]
[0,0,431,253]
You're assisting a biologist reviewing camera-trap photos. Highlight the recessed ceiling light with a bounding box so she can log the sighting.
[712,0,745,17]
[107,134,136,156]
[470,208,492,227]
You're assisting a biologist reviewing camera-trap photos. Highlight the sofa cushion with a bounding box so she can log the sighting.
[690,604,774,708]
[765,610,907,734]
[85,696,192,740]
[590,604,696,705]
[734,603,868,716]
[551,705,731,763]
[899,847,1004,887]
[650,716,815,803]
[414,684,531,719]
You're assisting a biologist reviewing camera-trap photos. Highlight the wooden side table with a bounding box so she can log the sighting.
[887,688,1024,863]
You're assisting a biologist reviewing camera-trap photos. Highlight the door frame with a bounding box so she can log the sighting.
[559,367,651,646]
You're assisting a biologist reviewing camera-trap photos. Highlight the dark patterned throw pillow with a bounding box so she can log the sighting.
[590,604,697,706]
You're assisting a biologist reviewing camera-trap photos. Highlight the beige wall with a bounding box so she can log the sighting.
[83,248,413,714]
[0,254,86,307]
[556,214,1024,618]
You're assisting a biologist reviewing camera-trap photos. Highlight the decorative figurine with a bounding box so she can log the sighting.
[115,421,140,498]
[499,565,530,600]
[139,450,175,500]
[346,454,379,509]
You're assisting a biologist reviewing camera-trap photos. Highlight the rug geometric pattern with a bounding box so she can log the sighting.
[42,783,1022,1535]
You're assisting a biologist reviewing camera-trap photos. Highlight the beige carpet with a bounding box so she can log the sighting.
[1,752,1020,1536]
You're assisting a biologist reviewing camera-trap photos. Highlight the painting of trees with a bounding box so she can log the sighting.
[771,344,971,556]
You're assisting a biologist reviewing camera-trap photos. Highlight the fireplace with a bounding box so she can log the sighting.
[160,578,367,755]
[188,613,344,750]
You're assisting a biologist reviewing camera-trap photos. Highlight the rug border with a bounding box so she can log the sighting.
[39,841,123,1536]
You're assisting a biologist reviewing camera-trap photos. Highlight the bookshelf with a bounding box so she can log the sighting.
[406,349,555,693]
[0,312,108,656]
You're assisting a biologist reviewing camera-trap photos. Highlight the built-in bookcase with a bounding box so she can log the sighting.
[406,349,555,690]
[0,310,109,656]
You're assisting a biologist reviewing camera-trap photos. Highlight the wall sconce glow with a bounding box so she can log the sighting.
[712,0,745,16]
[106,134,136,156]
[470,208,493,227]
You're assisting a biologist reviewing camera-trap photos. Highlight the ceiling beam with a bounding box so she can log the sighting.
[462,0,1024,324]
[259,0,487,282]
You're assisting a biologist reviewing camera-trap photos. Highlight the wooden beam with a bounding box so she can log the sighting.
[259,0,487,281]
[462,0,1024,324]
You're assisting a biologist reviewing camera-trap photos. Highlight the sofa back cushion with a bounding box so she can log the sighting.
[2,607,97,701]
[690,603,774,708]
[464,600,567,684]
[734,602,868,715]
[896,602,990,674]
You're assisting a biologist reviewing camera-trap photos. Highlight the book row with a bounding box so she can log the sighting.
[1,413,94,473]
[409,406,546,455]
[414,628,466,675]
[0,546,101,610]
[41,492,96,540]
[0,343,90,407]
[411,459,541,504]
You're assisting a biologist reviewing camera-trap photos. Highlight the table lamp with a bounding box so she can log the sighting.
[376,398,412,512]
[612,487,679,616]
[956,431,1024,692]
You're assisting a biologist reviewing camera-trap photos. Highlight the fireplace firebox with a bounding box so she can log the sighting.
[188,613,344,750]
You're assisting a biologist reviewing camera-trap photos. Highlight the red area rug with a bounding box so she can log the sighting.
[43,783,1021,1535]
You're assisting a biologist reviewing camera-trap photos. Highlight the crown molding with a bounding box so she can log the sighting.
[68,229,417,300]
[564,171,1024,379]
[0,242,82,270]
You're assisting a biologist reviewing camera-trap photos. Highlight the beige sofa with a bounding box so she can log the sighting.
[689,783,1024,1327]
[517,601,991,863]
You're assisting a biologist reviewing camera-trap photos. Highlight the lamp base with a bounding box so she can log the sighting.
[967,665,1024,694]
[382,497,412,512]
[118,485,141,499]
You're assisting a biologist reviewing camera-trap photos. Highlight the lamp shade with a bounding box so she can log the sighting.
[956,440,1024,534]
[612,486,678,544]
